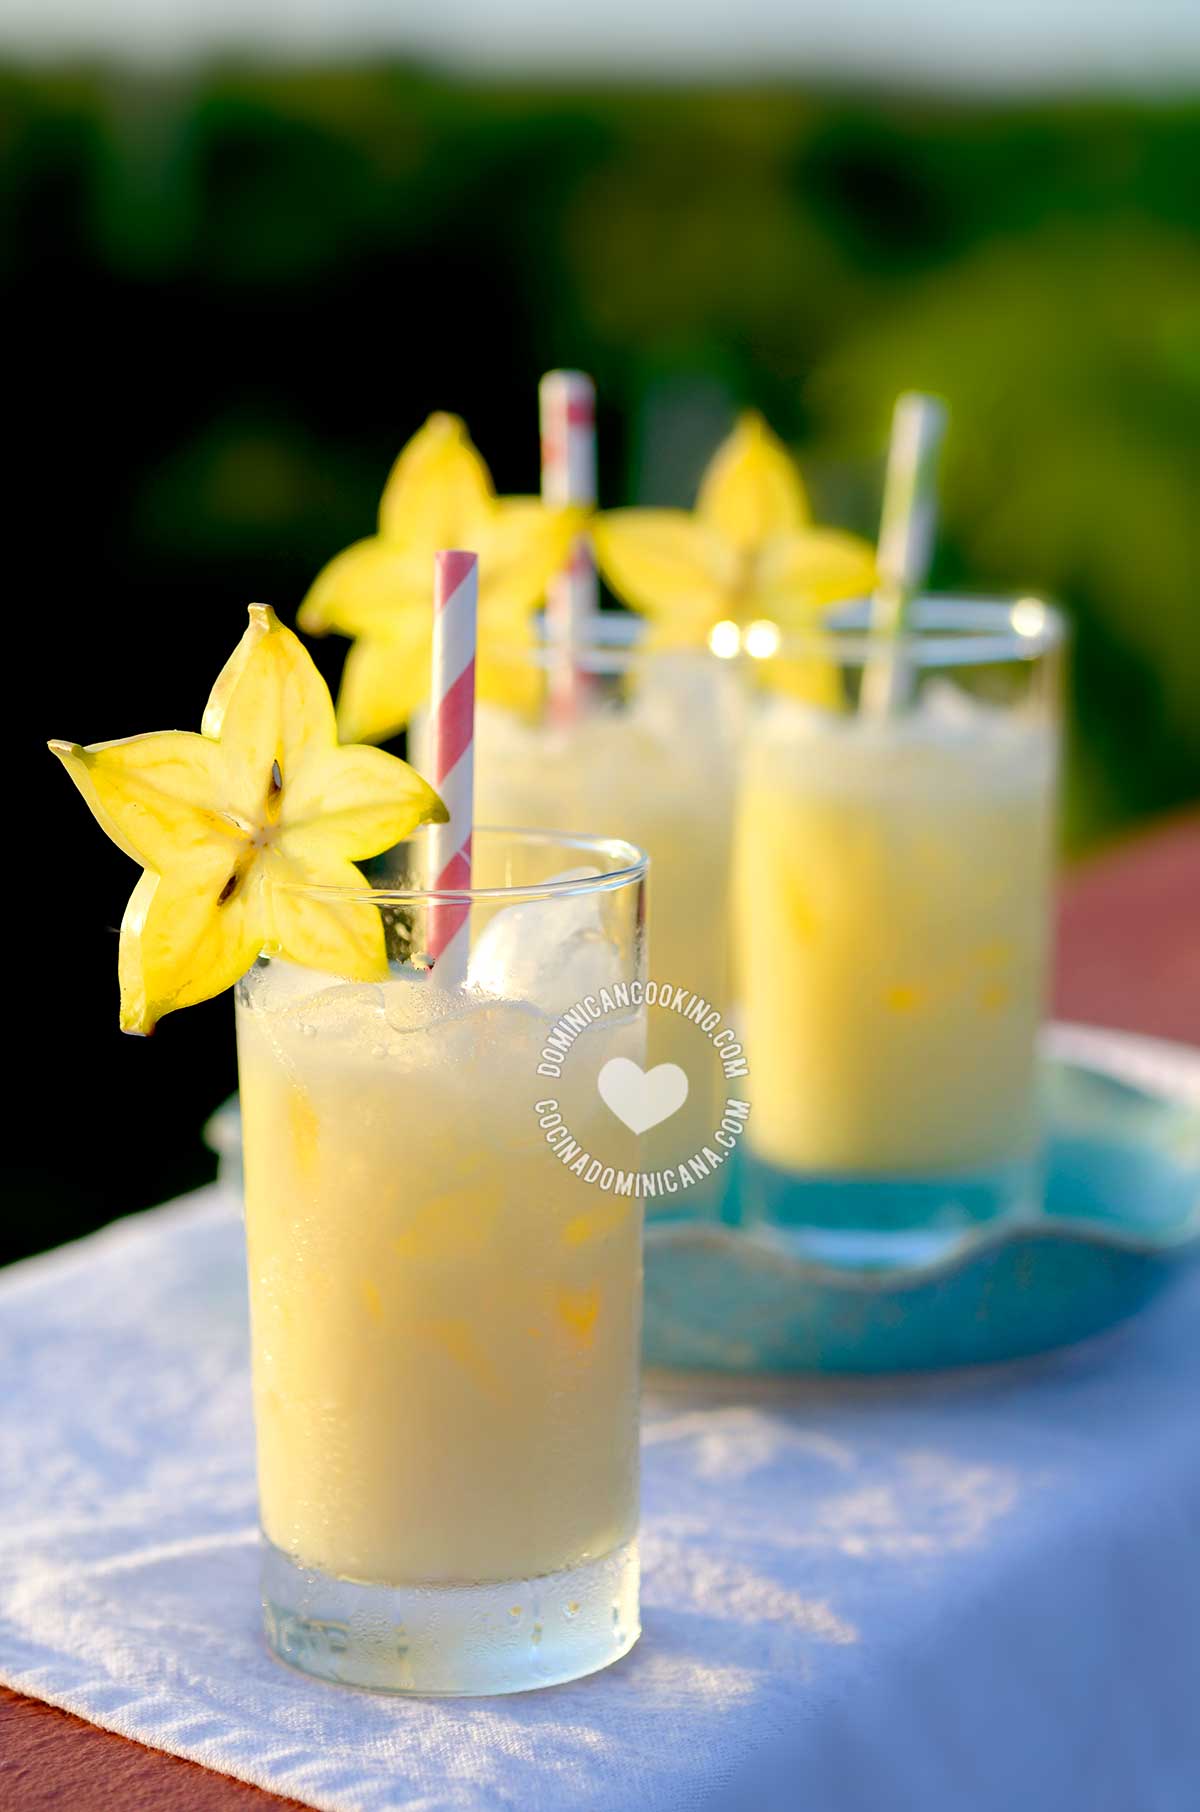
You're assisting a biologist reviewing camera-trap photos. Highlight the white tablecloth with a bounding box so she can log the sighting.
[3,1184,1199,1811]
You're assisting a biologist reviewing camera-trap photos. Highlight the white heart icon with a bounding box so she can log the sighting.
[597,1057,689,1135]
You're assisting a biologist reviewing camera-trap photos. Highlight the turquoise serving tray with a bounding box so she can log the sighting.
[643,1025,1200,1372]
[206,1024,1200,1377]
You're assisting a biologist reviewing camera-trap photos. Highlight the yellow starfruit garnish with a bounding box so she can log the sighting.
[299,413,581,742]
[592,412,877,647]
[49,605,447,1035]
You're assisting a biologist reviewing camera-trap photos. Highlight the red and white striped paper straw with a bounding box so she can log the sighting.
[539,369,598,726]
[425,549,477,980]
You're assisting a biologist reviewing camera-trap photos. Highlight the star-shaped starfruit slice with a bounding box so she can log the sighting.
[592,411,877,647]
[299,412,582,743]
[49,605,447,1035]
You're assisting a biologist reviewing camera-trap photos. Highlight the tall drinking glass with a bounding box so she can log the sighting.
[467,620,742,1217]
[733,597,1064,1251]
[236,829,648,1694]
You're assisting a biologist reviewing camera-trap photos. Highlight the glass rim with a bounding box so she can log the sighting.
[273,825,649,907]
[513,594,1066,669]
[743,594,1067,666]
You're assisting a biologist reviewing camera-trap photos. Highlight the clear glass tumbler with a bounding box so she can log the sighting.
[465,618,743,1219]
[733,597,1065,1255]
[236,828,648,1694]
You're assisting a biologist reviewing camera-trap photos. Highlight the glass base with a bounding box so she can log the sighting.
[738,1145,1042,1267]
[261,1536,640,1696]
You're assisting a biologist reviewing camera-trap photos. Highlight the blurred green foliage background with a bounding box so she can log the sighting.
[5,67,1199,1258]
[8,71,1199,840]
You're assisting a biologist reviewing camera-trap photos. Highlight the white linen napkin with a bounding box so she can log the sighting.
[3,1182,1200,1811]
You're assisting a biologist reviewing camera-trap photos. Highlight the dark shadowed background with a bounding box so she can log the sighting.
[5,63,1199,1263]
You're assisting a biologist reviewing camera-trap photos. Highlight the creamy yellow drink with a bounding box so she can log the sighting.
[237,964,642,1590]
[231,827,649,1694]
[472,649,741,1208]
[52,601,646,1691]
[735,695,1057,1182]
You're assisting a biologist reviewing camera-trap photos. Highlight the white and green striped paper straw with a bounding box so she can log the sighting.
[862,391,947,714]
